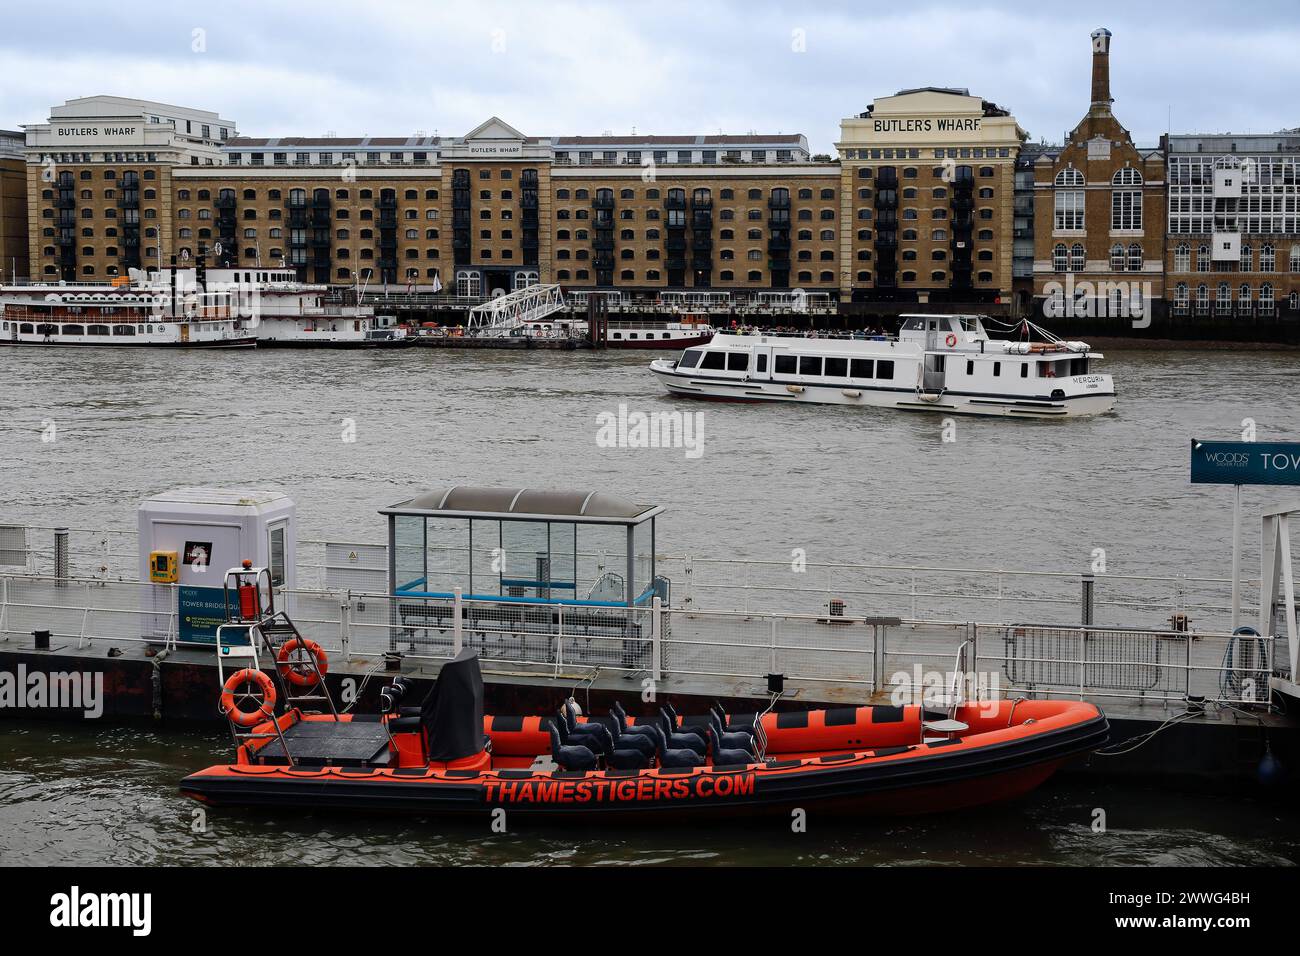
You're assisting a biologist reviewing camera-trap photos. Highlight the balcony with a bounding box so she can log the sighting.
[691,257,713,271]
[692,235,713,251]
[520,192,538,209]
[592,237,614,251]
[55,195,75,209]
[311,236,331,248]
[287,195,308,209]
[312,195,331,208]
[666,237,688,252]
[215,195,236,210]
[768,195,791,210]
[311,212,331,228]
[664,196,686,211]
[592,195,614,210]
[377,195,398,210]
[56,234,75,247]
[875,234,898,251]
[665,257,687,271]
[767,237,790,252]
[521,235,539,250]
[691,197,713,210]
[768,213,790,228]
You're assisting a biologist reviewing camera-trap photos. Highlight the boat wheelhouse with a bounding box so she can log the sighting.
[649,314,1116,418]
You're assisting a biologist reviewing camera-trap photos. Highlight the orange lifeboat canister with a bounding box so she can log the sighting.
[220,669,276,727]
[276,638,329,686]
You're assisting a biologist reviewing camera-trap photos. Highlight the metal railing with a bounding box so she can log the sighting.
[0,573,1275,713]
[6,525,1282,634]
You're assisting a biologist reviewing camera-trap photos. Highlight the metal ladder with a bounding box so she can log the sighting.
[214,563,338,764]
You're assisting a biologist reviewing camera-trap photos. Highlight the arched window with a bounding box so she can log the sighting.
[1174,243,1190,272]
[1110,244,1126,271]
[1053,243,1068,272]
[1055,166,1084,187]
[1240,243,1253,272]
[1261,243,1276,272]
[1196,284,1209,312]
[1174,282,1189,314]
[1069,243,1085,272]
[1216,282,1232,314]
[1128,243,1143,272]
[1260,283,1275,314]
[1054,166,1085,230]
[1289,245,1300,273]
[1111,167,1142,230]
[1240,284,1252,312]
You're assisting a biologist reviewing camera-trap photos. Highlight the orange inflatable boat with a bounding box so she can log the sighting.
[181,650,1108,818]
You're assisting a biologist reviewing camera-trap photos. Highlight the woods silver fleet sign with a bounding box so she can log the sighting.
[1190,439,1300,486]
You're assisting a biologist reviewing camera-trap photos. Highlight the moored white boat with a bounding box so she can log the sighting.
[0,270,256,348]
[649,314,1116,418]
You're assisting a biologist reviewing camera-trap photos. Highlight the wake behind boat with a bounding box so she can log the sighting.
[649,314,1116,418]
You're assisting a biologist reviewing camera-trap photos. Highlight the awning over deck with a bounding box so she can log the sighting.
[381,487,663,526]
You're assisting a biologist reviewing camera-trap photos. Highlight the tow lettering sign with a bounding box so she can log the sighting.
[1190,439,1300,486]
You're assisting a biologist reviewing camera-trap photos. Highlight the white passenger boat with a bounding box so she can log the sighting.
[211,268,411,348]
[0,270,256,348]
[604,316,714,350]
[649,314,1116,418]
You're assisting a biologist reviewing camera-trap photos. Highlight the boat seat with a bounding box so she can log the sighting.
[922,719,969,734]
[548,725,599,772]
[607,748,652,770]
[658,711,706,756]
[560,704,614,753]
[610,728,656,759]
[707,727,754,766]
[387,715,422,732]
[658,746,705,769]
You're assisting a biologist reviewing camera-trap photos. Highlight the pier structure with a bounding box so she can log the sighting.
[1,502,1297,786]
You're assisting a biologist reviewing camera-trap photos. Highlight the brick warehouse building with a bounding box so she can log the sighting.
[0,130,28,282]
[1031,28,1166,321]
[9,29,1300,327]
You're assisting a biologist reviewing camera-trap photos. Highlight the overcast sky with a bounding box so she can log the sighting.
[2,0,1296,151]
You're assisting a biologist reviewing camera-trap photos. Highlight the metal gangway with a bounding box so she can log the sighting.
[466,283,566,336]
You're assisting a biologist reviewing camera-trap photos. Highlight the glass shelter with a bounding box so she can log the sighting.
[382,487,663,605]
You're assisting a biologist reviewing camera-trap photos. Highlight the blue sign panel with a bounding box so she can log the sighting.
[178,585,248,646]
[1190,439,1300,486]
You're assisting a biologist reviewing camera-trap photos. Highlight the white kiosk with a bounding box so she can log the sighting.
[138,488,296,646]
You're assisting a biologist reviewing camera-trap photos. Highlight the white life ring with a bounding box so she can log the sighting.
[945,333,957,348]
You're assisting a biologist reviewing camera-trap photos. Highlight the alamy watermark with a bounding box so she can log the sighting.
[0,665,103,718]
[1043,274,1153,329]
[595,403,704,459]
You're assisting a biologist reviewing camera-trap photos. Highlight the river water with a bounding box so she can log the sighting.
[1,344,1299,865]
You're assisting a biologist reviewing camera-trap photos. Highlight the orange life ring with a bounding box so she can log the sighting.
[945,333,957,347]
[276,638,329,687]
[220,669,276,727]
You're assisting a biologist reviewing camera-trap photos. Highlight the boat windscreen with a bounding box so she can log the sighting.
[421,649,486,761]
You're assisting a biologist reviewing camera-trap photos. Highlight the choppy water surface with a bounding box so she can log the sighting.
[1,721,1296,867]
[1,344,1298,865]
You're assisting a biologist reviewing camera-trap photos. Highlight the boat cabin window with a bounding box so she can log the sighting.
[756,353,767,373]
[699,351,726,371]
[992,362,1001,377]
[850,358,873,379]
[775,354,796,375]
[825,356,848,377]
[799,356,822,376]
[678,349,702,369]
[877,360,894,380]
[726,352,748,371]
[966,359,974,375]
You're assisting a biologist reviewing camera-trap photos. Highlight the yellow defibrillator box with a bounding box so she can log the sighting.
[149,550,179,583]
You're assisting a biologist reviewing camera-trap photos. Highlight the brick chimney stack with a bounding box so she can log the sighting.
[1090,28,1114,116]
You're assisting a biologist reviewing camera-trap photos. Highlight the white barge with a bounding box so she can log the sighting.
[650,314,1116,418]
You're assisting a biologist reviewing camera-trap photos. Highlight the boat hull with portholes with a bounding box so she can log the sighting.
[649,314,1117,419]
[180,698,1108,818]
